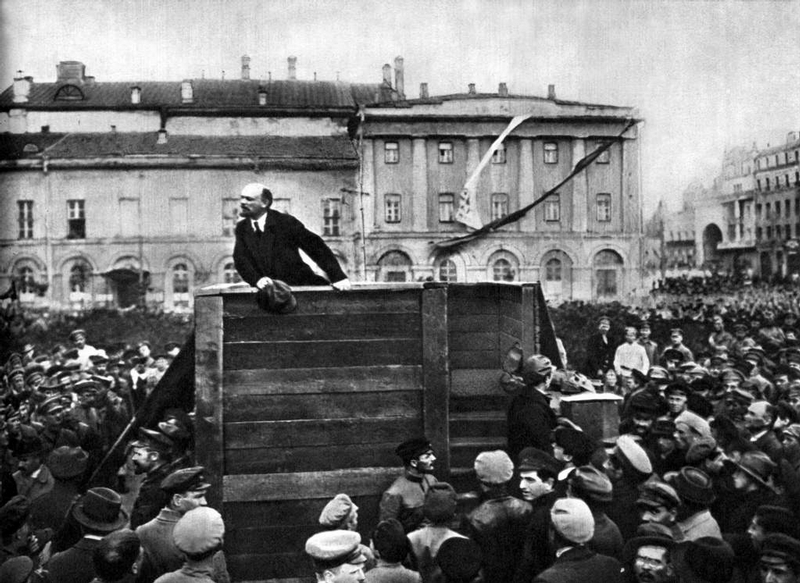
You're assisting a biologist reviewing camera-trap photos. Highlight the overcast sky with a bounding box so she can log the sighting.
[2,0,799,216]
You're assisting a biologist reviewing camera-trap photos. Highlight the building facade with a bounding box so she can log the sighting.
[1,58,644,310]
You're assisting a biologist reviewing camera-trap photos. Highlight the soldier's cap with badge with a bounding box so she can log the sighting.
[394,437,433,464]
[6,366,24,380]
[39,394,69,415]
[173,506,225,555]
[69,328,87,341]
[160,466,211,495]
[73,379,100,395]
[665,381,691,397]
[517,446,563,475]
[0,495,31,537]
[646,366,672,383]
[305,530,366,571]
[761,533,800,568]
[133,427,174,455]
[636,480,681,511]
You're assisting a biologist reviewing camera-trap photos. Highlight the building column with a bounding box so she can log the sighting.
[518,139,535,231]
[572,140,588,232]
[733,201,741,242]
[360,138,376,233]
[412,138,428,232]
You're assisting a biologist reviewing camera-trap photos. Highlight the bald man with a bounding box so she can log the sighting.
[233,183,351,289]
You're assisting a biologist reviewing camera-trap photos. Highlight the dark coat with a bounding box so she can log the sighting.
[512,491,559,583]
[507,389,557,460]
[46,536,100,583]
[130,463,173,530]
[754,430,784,465]
[466,491,532,583]
[584,333,615,377]
[533,546,622,583]
[233,211,346,287]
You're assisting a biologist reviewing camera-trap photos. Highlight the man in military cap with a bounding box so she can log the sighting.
[665,382,690,418]
[306,530,366,583]
[379,437,438,533]
[136,466,229,583]
[636,481,683,541]
[129,428,175,529]
[507,355,558,459]
[759,533,800,583]
[158,507,226,583]
[661,328,694,365]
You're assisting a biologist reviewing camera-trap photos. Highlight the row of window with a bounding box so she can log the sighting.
[756,223,800,243]
[383,193,613,224]
[755,198,800,221]
[382,141,611,165]
[757,150,800,170]
[756,172,800,191]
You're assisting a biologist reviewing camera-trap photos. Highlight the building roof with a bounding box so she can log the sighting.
[368,91,633,111]
[0,132,356,161]
[756,136,800,158]
[0,79,385,111]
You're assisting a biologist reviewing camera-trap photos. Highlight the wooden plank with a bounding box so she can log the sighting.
[450,369,502,396]
[422,283,450,481]
[224,365,423,395]
[227,552,313,581]
[224,417,422,449]
[498,298,523,320]
[448,314,498,333]
[228,524,318,556]
[224,390,423,422]
[498,314,523,339]
[521,284,537,357]
[449,414,507,438]
[449,332,497,352]
[224,495,381,529]
[195,295,224,509]
[448,296,499,316]
[225,442,401,474]
[225,313,421,343]
[224,338,421,370]
[223,288,421,317]
[450,350,498,369]
[450,394,510,413]
[494,284,523,302]
[223,467,403,502]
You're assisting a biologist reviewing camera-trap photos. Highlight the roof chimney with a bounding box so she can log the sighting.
[498,82,508,97]
[241,55,251,80]
[56,61,86,83]
[547,84,556,100]
[468,83,476,95]
[394,56,405,99]
[130,86,141,104]
[13,71,31,104]
[288,56,297,80]
[382,64,392,87]
[157,129,168,144]
[258,86,267,106]
[420,82,429,99]
[181,80,194,104]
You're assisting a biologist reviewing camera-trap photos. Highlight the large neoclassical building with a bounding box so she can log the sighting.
[0,58,643,310]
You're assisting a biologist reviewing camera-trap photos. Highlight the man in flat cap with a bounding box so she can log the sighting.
[158,507,226,583]
[604,435,653,541]
[136,466,229,583]
[379,438,438,533]
[233,183,350,291]
[636,481,683,541]
[129,429,176,529]
[306,530,366,583]
[319,494,375,572]
[759,533,800,583]
[623,528,674,583]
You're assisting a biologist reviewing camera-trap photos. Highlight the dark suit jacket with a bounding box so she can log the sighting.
[533,546,622,583]
[584,333,615,377]
[47,536,101,583]
[233,211,346,287]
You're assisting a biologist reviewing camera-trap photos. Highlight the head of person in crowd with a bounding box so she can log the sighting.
[552,426,597,468]
[161,466,211,516]
[668,467,716,520]
[474,449,514,493]
[605,434,652,483]
[624,530,674,583]
[434,537,483,583]
[517,447,562,502]
[157,409,192,442]
[665,382,690,417]
[422,483,457,526]
[602,368,619,393]
[48,444,89,483]
[306,530,366,583]
[774,366,794,397]
[671,537,734,583]
[395,437,435,476]
[92,529,142,583]
[153,354,170,373]
[173,506,226,564]
[712,314,726,333]
[520,354,554,392]
[748,506,800,550]
[636,481,681,529]
[733,451,777,494]
[759,534,800,583]
[73,487,129,536]
[130,428,173,475]
[745,400,777,435]
[782,424,800,464]
[669,328,685,349]
[622,325,638,345]
[597,316,611,336]
[548,497,594,553]
[319,493,359,531]
[639,322,652,342]
[370,519,409,565]
[650,419,677,458]
[0,495,32,555]
[788,385,800,417]
[70,328,87,349]
[567,465,613,510]
[674,410,712,452]
[628,392,663,439]
[137,341,151,359]
[647,366,672,393]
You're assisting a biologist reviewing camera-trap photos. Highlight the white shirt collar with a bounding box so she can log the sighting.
[252,212,268,232]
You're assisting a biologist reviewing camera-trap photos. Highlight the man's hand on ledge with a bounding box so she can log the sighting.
[255,277,274,290]
[331,278,352,291]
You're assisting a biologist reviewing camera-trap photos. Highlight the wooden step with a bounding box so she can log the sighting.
[449,394,509,413]
[449,411,507,438]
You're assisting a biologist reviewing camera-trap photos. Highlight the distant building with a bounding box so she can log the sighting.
[1,58,644,310]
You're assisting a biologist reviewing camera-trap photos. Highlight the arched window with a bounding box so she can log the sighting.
[377,251,413,282]
[223,262,241,284]
[545,258,562,281]
[437,259,457,282]
[18,266,35,294]
[172,263,191,308]
[492,258,514,281]
[594,250,624,297]
[69,263,91,293]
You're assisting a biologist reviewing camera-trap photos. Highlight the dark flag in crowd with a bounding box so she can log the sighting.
[435,119,638,250]
[534,284,563,369]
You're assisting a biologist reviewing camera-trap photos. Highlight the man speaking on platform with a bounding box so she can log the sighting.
[233,183,351,290]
